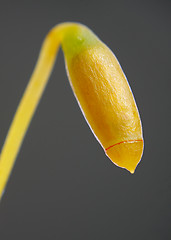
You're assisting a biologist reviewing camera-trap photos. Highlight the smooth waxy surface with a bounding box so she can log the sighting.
[106,140,143,173]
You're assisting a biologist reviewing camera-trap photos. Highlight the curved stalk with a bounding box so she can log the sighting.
[0,23,71,200]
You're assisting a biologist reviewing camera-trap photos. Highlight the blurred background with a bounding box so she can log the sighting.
[0,0,170,239]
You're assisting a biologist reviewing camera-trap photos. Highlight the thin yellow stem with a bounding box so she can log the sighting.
[0,25,66,200]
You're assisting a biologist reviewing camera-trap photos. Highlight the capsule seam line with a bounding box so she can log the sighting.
[105,139,143,151]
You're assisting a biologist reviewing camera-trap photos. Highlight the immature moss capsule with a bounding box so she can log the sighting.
[0,23,143,200]
[62,24,143,173]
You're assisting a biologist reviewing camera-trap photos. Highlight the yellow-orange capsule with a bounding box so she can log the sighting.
[61,24,144,173]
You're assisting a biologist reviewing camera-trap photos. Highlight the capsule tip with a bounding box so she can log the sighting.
[105,140,144,173]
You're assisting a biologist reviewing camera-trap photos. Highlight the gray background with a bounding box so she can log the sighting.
[0,0,170,239]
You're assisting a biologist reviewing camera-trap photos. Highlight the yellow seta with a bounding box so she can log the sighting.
[0,23,143,200]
